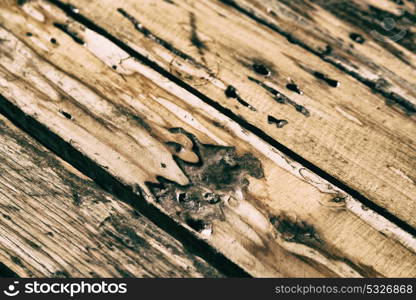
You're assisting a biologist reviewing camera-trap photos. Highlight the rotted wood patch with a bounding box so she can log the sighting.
[148,128,264,236]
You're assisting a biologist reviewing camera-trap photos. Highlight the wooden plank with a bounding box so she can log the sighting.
[52,0,416,227]
[0,0,415,277]
[0,115,223,278]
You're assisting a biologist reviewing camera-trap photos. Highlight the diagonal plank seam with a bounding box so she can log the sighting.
[44,0,416,236]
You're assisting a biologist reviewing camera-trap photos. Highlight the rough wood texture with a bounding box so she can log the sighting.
[0,0,415,277]
[0,115,223,278]
[55,0,416,227]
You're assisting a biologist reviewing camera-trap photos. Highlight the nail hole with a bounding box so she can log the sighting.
[252,63,270,76]
[60,110,72,120]
[313,71,340,88]
[225,85,238,98]
[267,115,288,128]
[286,83,303,95]
[349,33,365,44]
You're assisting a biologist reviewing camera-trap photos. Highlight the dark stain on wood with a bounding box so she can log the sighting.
[99,215,150,251]
[252,63,271,76]
[385,92,416,115]
[72,189,81,206]
[26,239,41,250]
[66,3,79,13]
[147,128,264,234]
[51,270,70,278]
[332,196,347,203]
[322,45,333,56]
[2,214,12,221]
[270,214,322,246]
[163,0,176,5]
[113,220,150,249]
[270,213,383,277]
[190,13,208,53]
[130,115,152,133]
[225,85,257,111]
[237,56,277,77]
[10,256,24,268]
[189,12,209,66]
[114,265,136,278]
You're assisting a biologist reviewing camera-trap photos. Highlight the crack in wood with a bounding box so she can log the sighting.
[267,115,288,128]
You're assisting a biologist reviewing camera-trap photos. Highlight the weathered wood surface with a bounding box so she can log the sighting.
[54,0,416,227]
[0,0,415,277]
[0,115,223,278]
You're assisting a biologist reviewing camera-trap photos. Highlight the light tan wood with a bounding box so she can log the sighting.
[53,0,416,227]
[0,115,223,278]
[0,0,415,277]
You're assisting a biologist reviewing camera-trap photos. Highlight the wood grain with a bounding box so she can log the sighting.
[0,0,415,277]
[52,0,416,227]
[0,115,223,278]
